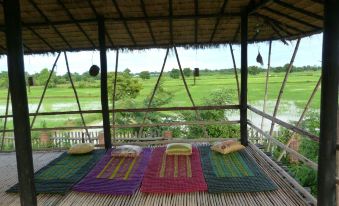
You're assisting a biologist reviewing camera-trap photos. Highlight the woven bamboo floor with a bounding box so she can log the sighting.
[0,146,314,206]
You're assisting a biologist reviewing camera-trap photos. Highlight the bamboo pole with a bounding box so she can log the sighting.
[229,44,240,102]
[138,48,170,139]
[112,49,119,144]
[277,75,321,161]
[268,38,301,150]
[30,52,61,129]
[173,46,210,138]
[260,40,272,132]
[0,88,10,151]
[64,52,91,142]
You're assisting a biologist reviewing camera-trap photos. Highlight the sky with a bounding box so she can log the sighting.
[0,33,323,75]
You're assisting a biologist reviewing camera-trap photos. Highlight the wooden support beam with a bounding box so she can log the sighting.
[168,0,173,45]
[30,52,61,129]
[240,11,248,146]
[194,0,198,44]
[248,105,320,142]
[111,0,136,46]
[248,122,318,170]
[86,0,114,47]
[140,0,156,45]
[57,0,96,47]
[0,88,10,151]
[317,0,339,205]
[3,0,37,205]
[0,120,240,133]
[210,0,229,42]
[229,44,240,102]
[273,0,323,21]
[29,0,72,48]
[260,40,272,132]
[112,49,119,143]
[268,38,301,138]
[98,16,112,150]
[0,105,240,119]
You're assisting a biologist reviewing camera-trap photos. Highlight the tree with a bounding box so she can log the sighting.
[123,68,131,75]
[170,68,180,79]
[35,68,58,88]
[139,71,150,80]
[248,66,262,75]
[107,71,143,102]
[183,68,192,77]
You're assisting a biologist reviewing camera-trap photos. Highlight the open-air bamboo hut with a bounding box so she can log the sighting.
[0,0,337,206]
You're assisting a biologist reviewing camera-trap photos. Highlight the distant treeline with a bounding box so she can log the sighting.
[0,65,321,88]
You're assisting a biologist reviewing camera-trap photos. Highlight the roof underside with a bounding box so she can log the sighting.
[0,0,324,54]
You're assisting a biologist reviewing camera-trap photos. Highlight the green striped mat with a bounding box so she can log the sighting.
[199,146,277,193]
[7,149,105,194]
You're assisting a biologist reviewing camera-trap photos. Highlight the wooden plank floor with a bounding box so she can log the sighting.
[0,146,313,206]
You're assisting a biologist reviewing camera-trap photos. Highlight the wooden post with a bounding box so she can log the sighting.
[98,16,112,149]
[317,0,339,205]
[4,0,37,205]
[240,11,248,146]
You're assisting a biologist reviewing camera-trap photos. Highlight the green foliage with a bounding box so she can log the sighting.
[248,66,262,75]
[183,68,192,77]
[107,71,143,102]
[288,164,317,195]
[170,69,180,79]
[143,80,173,107]
[139,71,151,80]
[181,88,239,138]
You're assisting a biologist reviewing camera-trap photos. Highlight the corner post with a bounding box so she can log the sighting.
[317,0,339,205]
[4,0,37,205]
[240,11,248,146]
[98,16,112,149]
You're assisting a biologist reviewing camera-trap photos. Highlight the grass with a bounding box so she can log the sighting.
[0,70,321,130]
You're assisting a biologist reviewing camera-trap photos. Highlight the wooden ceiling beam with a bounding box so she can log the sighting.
[111,0,137,46]
[86,0,114,47]
[210,0,229,42]
[57,0,96,48]
[29,0,72,49]
[140,0,156,45]
[254,13,304,33]
[194,0,198,44]
[169,0,173,45]
[274,0,323,21]
[263,7,321,30]
[248,0,273,15]
[232,24,240,42]
[0,13,241,30]
[27,26,54,50]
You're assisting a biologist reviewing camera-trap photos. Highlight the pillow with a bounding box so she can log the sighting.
[68,143,94,154]
[111,145,142,157]
[211,140,245,155]
[166,143,192,155]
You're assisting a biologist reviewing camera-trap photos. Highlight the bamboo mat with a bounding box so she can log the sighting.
[0,146,312,206]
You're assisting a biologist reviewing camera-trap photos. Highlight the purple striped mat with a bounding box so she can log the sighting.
[73,148,152,195]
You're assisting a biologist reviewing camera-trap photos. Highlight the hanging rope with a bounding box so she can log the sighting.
[267,38,301,151]
[112,49,119,144]
[229,44,240,103]
[30,52,61,129]
[260,40,272,132]
[64,52,91,142]
[173,46,210,138]
[0,88,10,151]
[138,48,170,139]
[277,75,322,161]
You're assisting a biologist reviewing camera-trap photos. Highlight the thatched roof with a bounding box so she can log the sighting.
[0,0,323,54]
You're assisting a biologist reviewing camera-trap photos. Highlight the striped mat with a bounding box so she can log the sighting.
[141,147,207,193]
[198,146,278,193]
[73,148,152,195]
[7,150,105,194]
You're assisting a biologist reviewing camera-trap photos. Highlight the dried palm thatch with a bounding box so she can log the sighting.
[0,0,323,54]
